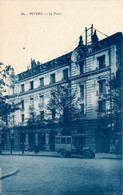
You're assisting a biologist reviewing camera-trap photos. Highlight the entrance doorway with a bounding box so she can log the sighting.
[38,132,46,151]
[28,133,35,151]
[49,131,56,151]
[96,128,110,152]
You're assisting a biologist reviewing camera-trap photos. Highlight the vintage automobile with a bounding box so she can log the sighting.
[55,135,95,158]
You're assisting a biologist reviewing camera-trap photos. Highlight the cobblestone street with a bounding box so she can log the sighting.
[1,155,122,195]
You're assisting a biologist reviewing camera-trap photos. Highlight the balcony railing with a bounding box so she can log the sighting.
[38,103,44,108]
[18,121,27,126]
[29,105,35,111]
[96,91,108,99]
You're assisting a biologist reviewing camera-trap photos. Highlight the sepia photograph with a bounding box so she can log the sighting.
[0,0,122,194]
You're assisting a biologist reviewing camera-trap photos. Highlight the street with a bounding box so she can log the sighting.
[1,155,122,195]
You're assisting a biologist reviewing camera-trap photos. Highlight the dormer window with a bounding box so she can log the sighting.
[63,69,68,80]
[39,77,44,87]
[50,73,55,84]
[30,81,34,90]
[97,55,105,69]
[21,84,24,92]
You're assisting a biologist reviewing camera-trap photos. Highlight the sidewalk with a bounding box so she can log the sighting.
[0,162,18,179]
[1,150,122,159]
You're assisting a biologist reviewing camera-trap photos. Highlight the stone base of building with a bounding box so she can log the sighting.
[1,119,117,153]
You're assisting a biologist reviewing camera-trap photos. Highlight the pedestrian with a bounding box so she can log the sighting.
[10,140,13,154]
[21,142,25,154]
[115,139,120,156]
[34,144,39,154]
[0,144,2,154]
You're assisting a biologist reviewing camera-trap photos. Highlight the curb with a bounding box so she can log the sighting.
[0,167,18,179]
[1,153,121,160]
[1,153,59,158]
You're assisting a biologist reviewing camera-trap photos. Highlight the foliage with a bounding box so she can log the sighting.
[0,62,20,126]
[46,85,81,134]
[27,112,45,129]
[97,73,122,138]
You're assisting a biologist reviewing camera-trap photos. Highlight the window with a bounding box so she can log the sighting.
[30,81,34,90]
[39,77,44,87]
[21,84,24,92]
[98,55,105,69]
[40,111,44,120]
[50,73,55,84]
[63,107,69,121]
[51,92,55,104]
[52,108,55,119]
[64,89,68,96]
[98,100,106,112]
[30,112,34,119]
[80,104,84,115]
[12,86,14,95]
[79,62,84,74]
[98,80,106,94]
[80,85,84,98]
[51,92,55,99]
[39,95,44,106]
[63,69,68,80]
[30,98,34,107]
[21,114,24,123]
[21,100,24,110]
[12,115,15,123]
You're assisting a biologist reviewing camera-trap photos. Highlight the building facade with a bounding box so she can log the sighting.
[2,27,122,153]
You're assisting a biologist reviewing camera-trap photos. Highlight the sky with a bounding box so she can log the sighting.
[0,0,123,75]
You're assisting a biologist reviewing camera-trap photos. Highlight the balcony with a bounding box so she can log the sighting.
[96,91,108,100]
[29,105,35,111]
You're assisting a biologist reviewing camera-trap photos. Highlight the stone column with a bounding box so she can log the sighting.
[14,130,20,151]
[25,133,29,150]
[0,134,1,145]
[5,132,10,150]
[35,133,38,146]
[45,132,50,151]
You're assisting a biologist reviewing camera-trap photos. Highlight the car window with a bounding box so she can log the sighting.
[67,137,71,144]
[56,137,60,144]
[61,138,65,144]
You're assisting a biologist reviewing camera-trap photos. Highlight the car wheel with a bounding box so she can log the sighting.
[82,149,92,159]
[90,151,95,159]
[67,152,71,158]
[59,150,67,158]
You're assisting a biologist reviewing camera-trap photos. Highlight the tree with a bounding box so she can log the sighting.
[96,72,122,153]
[0,62,20,126]
[46,84,81,134]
